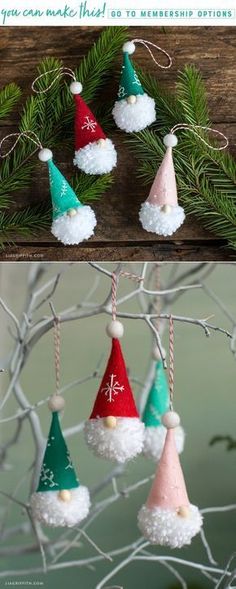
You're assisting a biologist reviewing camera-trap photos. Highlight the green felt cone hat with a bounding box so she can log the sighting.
[47,159,82,221]
[37,411,79,492]
[118,52,144,101]
[142,361,169,427]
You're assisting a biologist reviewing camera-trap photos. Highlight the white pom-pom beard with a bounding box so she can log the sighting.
[51,206,97,245]
[138,504,203,548]
[143,425,185,461]
[30,486,90,528]
[112,94,156,133]
[84,417,145,463]
[139,202,185,237]
[73,139,117,175]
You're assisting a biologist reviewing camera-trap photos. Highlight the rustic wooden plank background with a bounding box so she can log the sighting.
[0,26,236,261]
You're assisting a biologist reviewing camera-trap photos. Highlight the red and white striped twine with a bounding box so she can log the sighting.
[111,271,143,321]
[169,314,174,410]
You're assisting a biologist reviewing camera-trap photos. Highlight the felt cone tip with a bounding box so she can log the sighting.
[146,429,189,511]
[146,148,178,208]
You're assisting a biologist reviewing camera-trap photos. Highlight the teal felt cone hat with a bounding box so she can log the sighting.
[47,159,82,221]
[118,50,144,101]
[37,411,79,492]
[142,361,169,427]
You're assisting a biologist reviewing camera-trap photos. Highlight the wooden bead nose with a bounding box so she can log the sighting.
[67,208,77,217]
[58,490,72,502]
[104,416,117,429]
[177,505,190,518]
[98,138,106,147]
[126,95,137,104]
[161,204,172,214]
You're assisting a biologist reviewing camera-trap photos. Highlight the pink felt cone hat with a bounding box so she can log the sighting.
[146,147,178,207]
[146,428,190,511]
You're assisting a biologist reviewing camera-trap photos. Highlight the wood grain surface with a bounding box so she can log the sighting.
[0,26,236,261]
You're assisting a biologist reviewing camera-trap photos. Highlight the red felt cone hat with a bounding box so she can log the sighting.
[74,95,106,150]
[90,338,139,419]
[146,428,190,511]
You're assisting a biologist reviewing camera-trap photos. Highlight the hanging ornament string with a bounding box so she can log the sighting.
[131,38,172,69]
[53,317,61,396]
[31,67,77,94]
[0,130,43,159]
[111,271,143,321]
[169,315,174,411]
[170,123,229,151]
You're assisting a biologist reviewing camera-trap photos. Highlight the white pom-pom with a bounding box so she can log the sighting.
[163,134,178,148]
[51,205,96,245]
[84,417,144,463]
[30,486,90,528]
[138,504,203,548]
[112,94,155,133]
[74,138,117,175]
[142,425,185,461]
[48,395,65,412]
[106,320,124,339]
[122,41,135,54]
[162,411,180,429]
[139,202,185,236]
[70,81,83,95]
[38,148,53,162]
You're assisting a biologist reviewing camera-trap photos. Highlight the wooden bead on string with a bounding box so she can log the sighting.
[162,411,180,429]
[106,320,124,339]
[48,394,65,412]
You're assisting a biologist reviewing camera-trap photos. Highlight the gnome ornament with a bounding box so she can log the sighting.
[0,130,97,246]
[138,410,203,548]
[139,123,229,236]
[112,40,172,134]
[112,41,155,133]
[84,320,144,463]
[38,148,97,245]
[142,357,185,461]
[70,81,117,175]
[139,133,185,236]
[30,396,90,527]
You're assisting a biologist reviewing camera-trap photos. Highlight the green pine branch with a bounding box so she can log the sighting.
[128,65,236,249]
[0,174,113,246]
[71,173,114,203]
[0,202,51,247]
[0,83,21,120]
[0,26,127,244]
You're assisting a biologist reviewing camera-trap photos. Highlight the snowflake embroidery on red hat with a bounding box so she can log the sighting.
[81,116,97,133]
[102,373,124,403]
